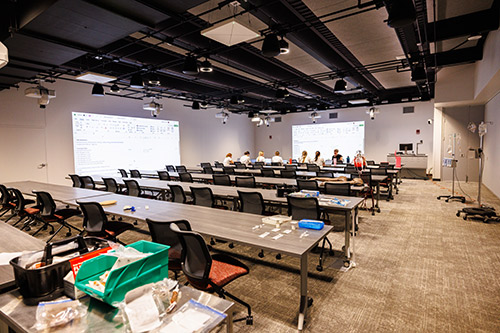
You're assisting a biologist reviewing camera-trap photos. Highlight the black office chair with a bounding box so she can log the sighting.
[370,168,392,200]
[79,176,96,189]
[287,196,332,271]
[69,174,82,188]
[253,162,264,169]
[170,223,253,325]
[280,170,296,178]
[200,162,212,168]
[214,162,224,168]
[190,187,217,208]
[203,166,214,174]
[157,171,171,181]
[146,219,192,280]
[234,161,245,169]
[271,162,282,166]
[366,160,375,165]
[213,174,231,186]
[118,169,128,177]
[179,172,193,183]
[284,165,297,170]
[32,191,81,242]
[176,165,187,173]
[324,183,351,196]
[237,191,266,215]
[235,176,256,188]
[166,165,176,172]
[169,185,188,204]
[297,179,319,191]
[77,202,133,245]
[129,170,142,178]
[223,167,235,175]
[360,173,376,215]
[102,178,121,193]
[261,169,275,178]
[0,184,15,218]
[7,188,40,229]
[317,171,334,178]
[123,179,154,199]
[306,164,320,172]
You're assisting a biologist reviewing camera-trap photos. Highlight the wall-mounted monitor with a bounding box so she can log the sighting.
[399,143,413,151]
[72,112,180,175]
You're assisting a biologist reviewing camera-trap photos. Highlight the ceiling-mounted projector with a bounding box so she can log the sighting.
[0,42,8,69]
[25,86,56,108]
[143,100,163,117]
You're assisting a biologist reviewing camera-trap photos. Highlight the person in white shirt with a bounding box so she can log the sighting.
[239,151,251,166]
[223,153,233,166]
[299,150,311,164]
[256,151,266,163]
[271,151,283,165]
[314,151,325,167]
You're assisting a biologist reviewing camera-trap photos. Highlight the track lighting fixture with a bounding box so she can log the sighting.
[215,111,229,124]
[199,59,213,72]
[334,79,347,92]
[147,74,161,86]
[129,73,144,88]
[385,0,416,28]
[110,83,120,93]
[237,95,245,104]
[192,101,200,110]
[275,88,289,99]
[279,37,289,54]
[200,101,208,109]
[91,82,104,96]
[251,114,262,123]
[309,111,321,123]
[182,56,199,75]
[262,33,280,57]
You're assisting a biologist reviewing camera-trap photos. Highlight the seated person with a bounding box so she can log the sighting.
[256,151,266,163]
[332,149,343,164]
[239,151,251,166]
[223,153,234,166]
[271,151,283,165]
[314,151,325,167]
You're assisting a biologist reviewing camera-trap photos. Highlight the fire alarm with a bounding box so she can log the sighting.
[269,135,272,139]
[416,129,420,134]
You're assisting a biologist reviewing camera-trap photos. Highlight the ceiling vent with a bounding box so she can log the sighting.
[403,106,414,114]
[201,18,260,46]
[329,112,338,119]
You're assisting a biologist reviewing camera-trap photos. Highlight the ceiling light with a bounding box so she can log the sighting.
[237,95,245,104]
[256,118,264,127]
[309,111,321,123]
[215,111,229,124]
[262,33,280,57]
[200,101,208,109]
[147,74,161,86]
[76,72,117,84]
[468,34,482,41]
[183,56,199,75]
[129,73,144,88]
[260,109,278,114]
[334,79,347,92]
[386,0,416,28]
[110,83,120,93]
[348,99,370,105]
[199,59,213,72]
[192,101,200,110]
[93,54,103,60]
[251,114,262,122]
[0,42,8,69]
[275,88,289,99]
[201,18,260,46]
[279,38,289,54]
[143,100,162,111]
[91,83,105,96]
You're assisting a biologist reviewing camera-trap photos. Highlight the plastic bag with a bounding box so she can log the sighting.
[33,299,87,332]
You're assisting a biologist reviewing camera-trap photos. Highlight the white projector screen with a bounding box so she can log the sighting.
[292,121,365,162]
[72,112,180,175]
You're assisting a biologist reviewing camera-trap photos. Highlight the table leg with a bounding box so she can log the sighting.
[344,210,350,262]
[298,254,308,331]
[226,310,234,333]
[161,189,167,201]
[376,183,381,212]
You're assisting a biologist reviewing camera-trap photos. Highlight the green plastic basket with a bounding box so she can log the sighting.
[74,240,169,306]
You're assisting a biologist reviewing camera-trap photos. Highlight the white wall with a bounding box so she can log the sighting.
[483,92,500,198]
[0,80,254,185]
[254,101,435,170]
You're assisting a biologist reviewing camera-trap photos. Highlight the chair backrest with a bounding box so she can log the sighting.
[235,163,246,169]
[158,171,171,181]
[366,160,375,165]
[379,161,389,166]
[370,168,387,175]
[254,162,264,169]
[285,164,297,170]
[170,223,212,286]
[280,170,297,178]
[124,179,142,197]
[261,169,275,178]
[79,176,95,189]
[33,191,56,216]
[360,173,372,187]
[118,169,128,177]
[213,174,231,186]
[77,201,107,233]
[324,183,351,196]
[271,162,281,166]
[9,188,25,214]
[200,162,211,168]
[166,165,176,172]
[176,165,187,173]
[0,184,11,205]
[317,171,334,178]
[69,174,82,188]
[287,196,321,220]
[102,178,120,193]
[345,166,358,174]
[190,187,214,207]
[223,167,235,175]
[169,185,187,203]
[203,166,214,174]
[306,164,320,172]
[179,172,193,183]
[238,191,265,215]
[214,162,224,168]
[297,179,319,191]
[146,219,191,260]
[235,176,256,188]
[129,169,142,178]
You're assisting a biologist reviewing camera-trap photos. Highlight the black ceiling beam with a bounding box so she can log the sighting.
[16,29,98,54]
[81,0,159,29]
[425,46,484,67]
[426,5,500,43]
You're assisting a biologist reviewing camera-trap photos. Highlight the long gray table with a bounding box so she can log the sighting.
[4,181,113,202]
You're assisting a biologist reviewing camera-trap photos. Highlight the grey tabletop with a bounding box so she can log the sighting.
[0,285,234,333]
[4,181,112,202]
[0,223,45,290]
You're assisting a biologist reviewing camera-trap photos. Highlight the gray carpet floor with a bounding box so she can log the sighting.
[3,179,500,332]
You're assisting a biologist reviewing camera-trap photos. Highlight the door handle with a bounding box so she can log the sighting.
[38,163,47,169]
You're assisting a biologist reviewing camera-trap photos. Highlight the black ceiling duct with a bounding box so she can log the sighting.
[411,67,426,82]
[129,73,144,88]
[230,95,238,104]
[183,56,199,75]
[262,33,280,57]
[385,0,417,28]
[334,79,347,92]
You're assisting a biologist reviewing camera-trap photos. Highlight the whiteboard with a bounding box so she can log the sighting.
[72,112,180,175]
[292,121,365,161]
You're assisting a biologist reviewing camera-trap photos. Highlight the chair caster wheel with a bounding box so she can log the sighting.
[377,208,381,213]
[307,297,313,307]
[344,260,351,267]
[456,211,460,217]
[24,227,31,232]
[258,250,264,258]
[66,232,72,237]
[118,217,122,221]
[276,254,281,260]
[207,245,213,251]
[246,316,253,325]
[228,243,234,249]
[49,230,54,235]
[329,250,335,256]
[111,216,115,221]
[463,216,467,220]
[133,220,138,225]
[445,199,449,202]
[316,265,323,272]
